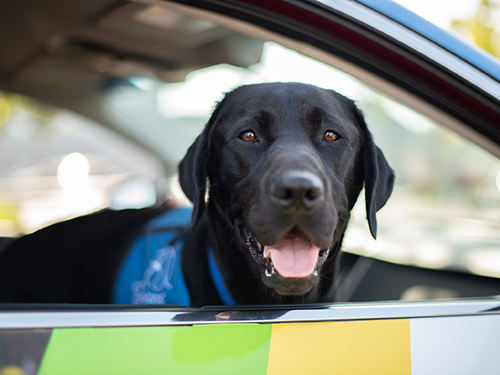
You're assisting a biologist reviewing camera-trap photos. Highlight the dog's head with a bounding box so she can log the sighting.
[179,82,394,299]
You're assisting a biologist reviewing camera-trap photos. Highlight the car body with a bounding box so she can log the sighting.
[1,0,500,373]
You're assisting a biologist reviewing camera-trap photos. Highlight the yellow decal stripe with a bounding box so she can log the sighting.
[267,319,411,375]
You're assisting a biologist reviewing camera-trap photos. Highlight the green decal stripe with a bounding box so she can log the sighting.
[38,324,272,375]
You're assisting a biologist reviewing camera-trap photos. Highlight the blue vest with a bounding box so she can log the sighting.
[112,206,235,306]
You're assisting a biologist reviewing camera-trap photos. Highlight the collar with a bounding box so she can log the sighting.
[207,247,236,305]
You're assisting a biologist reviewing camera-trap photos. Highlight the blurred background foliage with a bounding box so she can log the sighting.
[0,92,57,129]
[452,0,500,57]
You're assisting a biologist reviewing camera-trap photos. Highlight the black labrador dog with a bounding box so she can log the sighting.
[0,82,394,306]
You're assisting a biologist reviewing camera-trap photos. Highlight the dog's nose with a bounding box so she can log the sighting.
[271,171,324,211]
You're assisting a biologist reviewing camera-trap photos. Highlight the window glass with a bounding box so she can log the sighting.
[0,94,166,234]
[157,42,500,281]
[349,91,500,279]
[1,41,499,290]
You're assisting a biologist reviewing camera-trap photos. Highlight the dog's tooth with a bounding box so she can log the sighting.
[265,258,274,277]
[313,270,318,276]
[265,266,274,277]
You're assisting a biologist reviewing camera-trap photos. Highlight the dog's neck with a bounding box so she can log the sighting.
[206,203,269,304]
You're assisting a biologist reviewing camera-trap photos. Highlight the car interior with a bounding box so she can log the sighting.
[1,0,500,307]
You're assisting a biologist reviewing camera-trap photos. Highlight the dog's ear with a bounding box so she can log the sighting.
[349,101,395,239]
[178,101,223,229]
[363,142,395,239]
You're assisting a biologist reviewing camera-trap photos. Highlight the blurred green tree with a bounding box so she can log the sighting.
[0,91,57,130]
[451,0,500,57]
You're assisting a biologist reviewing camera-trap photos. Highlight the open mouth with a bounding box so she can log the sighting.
[245,227,330,280]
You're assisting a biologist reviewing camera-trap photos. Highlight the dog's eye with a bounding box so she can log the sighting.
[240,130,257,142]
[323,130,339,142]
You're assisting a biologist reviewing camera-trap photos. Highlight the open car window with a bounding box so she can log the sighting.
[1,38,500,303]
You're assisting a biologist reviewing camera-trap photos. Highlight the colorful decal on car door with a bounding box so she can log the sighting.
[34,319,410,375]
[3,314,500,375]
[266,319,411,375]
[37,324,272,375]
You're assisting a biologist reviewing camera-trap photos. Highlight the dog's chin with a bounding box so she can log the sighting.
[261,270,319,295]
[245,227,330,296]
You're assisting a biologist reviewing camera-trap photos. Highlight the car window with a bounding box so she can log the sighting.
[158,42,500,285]
[349,90,500,278]
[0,93,167,234]
[1,41,499,299]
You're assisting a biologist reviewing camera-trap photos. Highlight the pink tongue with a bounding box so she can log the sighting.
[264,236,320,278]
